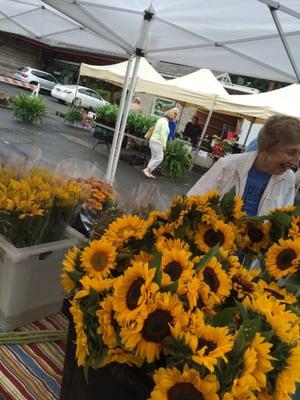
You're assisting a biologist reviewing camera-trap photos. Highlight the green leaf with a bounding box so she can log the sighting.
[292,204,300,216]
[220,187,236,219]
[117,253,130,261]
[194,244,219,272]
[66,270,84,282]
[161,280,179,294]
[234,300,248,322]
[149,252,162,269]
[211,307,237,327]
[89,287,100,306]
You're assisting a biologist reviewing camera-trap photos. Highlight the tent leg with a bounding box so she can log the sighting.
[268,5,300,82]
[192,96,217,163]
[110,56,141,182]
[105,56,134,182]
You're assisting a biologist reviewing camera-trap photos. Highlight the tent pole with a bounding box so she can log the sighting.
[110,55,141,182]
[242,118,255,147]
[192,95,217,163]
[72,70,81,108]
[105,56,134,181]
[268,5,300,82]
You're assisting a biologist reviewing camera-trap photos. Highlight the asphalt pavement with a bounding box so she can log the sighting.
[0,83,200,209]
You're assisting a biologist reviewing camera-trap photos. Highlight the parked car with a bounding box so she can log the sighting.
[51,85,109,109]
[13,67,58,92]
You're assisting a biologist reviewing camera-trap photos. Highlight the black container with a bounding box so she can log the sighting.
[60,319,152,400]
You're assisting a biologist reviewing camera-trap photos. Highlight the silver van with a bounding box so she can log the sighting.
[13,67,58,92]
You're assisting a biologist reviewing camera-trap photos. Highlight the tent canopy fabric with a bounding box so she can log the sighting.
[214,83,300,121]
[80,58,166,94]
[2,0,300,83]
[80,58,229,111]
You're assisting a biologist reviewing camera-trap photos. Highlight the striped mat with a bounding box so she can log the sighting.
[0,313,68,400]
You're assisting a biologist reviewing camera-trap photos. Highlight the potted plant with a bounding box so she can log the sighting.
[12,93,46,124]
[64,107,84,127]
[162,139,192,178]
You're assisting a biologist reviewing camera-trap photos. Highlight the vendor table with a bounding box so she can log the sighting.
[124,133,149,166]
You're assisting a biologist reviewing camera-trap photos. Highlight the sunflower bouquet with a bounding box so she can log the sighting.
[62,190,300,399]
[0,167,85,247]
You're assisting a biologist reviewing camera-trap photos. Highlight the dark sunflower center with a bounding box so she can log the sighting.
[204,229,225,247]
[198,339,217,355]
[163,232,174,240]
[168,383,204,400]
[276,249,297,270]
[141,309,172,343]
[203,267,220,292]
[247,226,264,243]
[164,261,182,281]
[232,275,254,294]
[126,278,145,310]
[197,296,205,309]
[265,288,284,300]
[91,252,108,271]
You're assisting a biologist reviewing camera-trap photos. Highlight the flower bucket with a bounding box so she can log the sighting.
[0,227,84,331]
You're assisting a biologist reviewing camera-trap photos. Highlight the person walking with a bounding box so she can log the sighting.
[188,115,300,216]
[143,109,176,179]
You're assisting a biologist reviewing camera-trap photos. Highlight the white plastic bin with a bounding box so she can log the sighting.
[0,226,84,331]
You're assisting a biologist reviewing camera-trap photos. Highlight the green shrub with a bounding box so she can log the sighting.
[64,107,84,123]
[95,104,157,137]
[162,140,192,178]
[95,104,119,127]
[12,93,46,123]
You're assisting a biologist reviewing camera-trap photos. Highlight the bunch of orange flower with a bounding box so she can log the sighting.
[62,189,300,399]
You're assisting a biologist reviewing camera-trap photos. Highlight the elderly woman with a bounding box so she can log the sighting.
[143,109,176,179]
[188,115,300,216]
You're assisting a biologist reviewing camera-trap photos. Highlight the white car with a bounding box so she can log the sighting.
[51,85,109,109]
[13,67,58,92]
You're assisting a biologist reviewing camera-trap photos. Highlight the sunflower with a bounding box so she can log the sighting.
[104,215,146,246]
[145,210,170,230]
[81,238,117,279]
[79,275,115,294]
[236,221,270,254]
[257,280,297,305]
[70,299,89,366]
[275,345,300,399]
[194,220,235,253]
[133,250,153,263]
[232,196,246,219]
[225,333,272,398]
[245,294,299,344]
[61,246,82,294]
[97,347,143,368]
[219,251,242,276]
[153,224,175,240]
[198,257,232,305]
[161,247,194,294]
[288,215,300,239]
[96,295,118,349]
[265,238,300,279]
[155,237,190,253]
[231,267,259,300]
[150,364,220,400]
[173,323,234,373]
[120,292,188,363]
[112,261,158,325]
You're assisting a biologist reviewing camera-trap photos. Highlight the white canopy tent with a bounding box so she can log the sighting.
[2,0,300,180]
[215,83,300,122]
[80,58,167,92]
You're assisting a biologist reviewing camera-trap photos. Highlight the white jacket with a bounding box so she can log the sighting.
[188,151,295,216]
